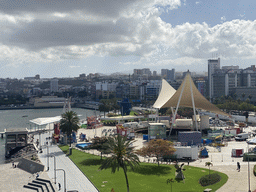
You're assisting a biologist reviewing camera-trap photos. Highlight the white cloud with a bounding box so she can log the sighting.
[52,12,68,18]
[221,16,226,23]
[0,0,256,73]
[69,65,80,68]
[196,1,200,4]
[169,20,256,59]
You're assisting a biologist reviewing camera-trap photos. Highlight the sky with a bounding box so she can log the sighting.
[1,0,256,78]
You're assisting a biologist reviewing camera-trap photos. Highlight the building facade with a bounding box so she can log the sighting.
[208,58,220,100]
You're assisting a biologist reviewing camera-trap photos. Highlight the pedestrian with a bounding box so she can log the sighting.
[237,162,240,172]
[58,183,61,191]
[36,173,39,178]
[188,161,189,166]
[12,162,14,168]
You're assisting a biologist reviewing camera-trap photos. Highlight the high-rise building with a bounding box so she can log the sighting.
[50,79,58,92]
[167,69,175,80]
[35,74,40,80]
[161,68,175,80]
[161,69,168,77]
[208,58,220,100]
[211,65,256,100]
[141,68,151,76]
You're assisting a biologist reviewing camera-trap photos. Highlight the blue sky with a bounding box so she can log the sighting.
[161,0,255,26]
[0,0,256,78]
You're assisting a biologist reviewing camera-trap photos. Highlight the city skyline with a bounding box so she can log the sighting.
[0,0,256,78]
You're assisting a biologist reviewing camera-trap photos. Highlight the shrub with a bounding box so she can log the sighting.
[107,113,119,117]
[199,173,221,186]
[254,165,256,176]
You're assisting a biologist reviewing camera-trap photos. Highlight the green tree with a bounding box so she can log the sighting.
[90,136,110,160]
[242,93,246,101]
[99,134,140,192]
[99,100,111,117]
[233,93,237,100]
[248,94,252,102]
[59,111,80,147]
[228,96,233,102]
[205,162,213,184]
[137,139,176,166]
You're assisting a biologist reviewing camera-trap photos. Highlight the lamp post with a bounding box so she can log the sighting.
[50,155,56,184]
[248,143,251,192]
[47,145,49,171]
[56,169,66,192]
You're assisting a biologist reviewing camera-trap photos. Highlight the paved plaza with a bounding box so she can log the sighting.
[0,162,54,192]
[3,125,256,192]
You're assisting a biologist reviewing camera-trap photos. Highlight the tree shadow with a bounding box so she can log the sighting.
[80,158,103,166]
[132,165,172,175]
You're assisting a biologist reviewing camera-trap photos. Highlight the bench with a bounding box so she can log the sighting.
[204,189,212,192]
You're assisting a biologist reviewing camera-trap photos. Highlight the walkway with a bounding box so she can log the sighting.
[190,140,256,192]
[36,132,98,192]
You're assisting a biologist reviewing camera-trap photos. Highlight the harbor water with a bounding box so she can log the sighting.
[0,108,96,164]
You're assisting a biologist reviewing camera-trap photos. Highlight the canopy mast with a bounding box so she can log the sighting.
[169,78,186,137]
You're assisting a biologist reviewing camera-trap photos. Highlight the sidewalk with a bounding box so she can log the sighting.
[36,132,98,192]
[190,140,256,192]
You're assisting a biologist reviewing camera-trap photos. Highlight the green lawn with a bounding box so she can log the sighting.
[60,146,228,192]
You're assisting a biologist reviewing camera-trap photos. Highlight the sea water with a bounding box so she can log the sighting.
[0,108,97,164]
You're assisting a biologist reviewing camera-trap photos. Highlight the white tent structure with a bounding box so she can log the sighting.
[30,116,61,126]
[153,79,176,109]
[160,71,228,135]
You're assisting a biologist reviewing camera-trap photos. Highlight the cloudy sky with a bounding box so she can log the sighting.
[1,0,256,78]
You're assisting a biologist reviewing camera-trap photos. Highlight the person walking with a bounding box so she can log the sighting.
[237,162,240,172]
[58,183,61,191]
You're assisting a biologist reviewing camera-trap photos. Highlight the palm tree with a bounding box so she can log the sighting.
[205,162,213,184]
[242,93,246,101]
[248,94,252,102]
[166,178,174,192]
[99,134,140,192]
[59,111,80,147]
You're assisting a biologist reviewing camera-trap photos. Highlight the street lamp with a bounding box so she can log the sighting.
[47,145,49,171]
[56,169,66,192]
[50,155,56,184]
[247,142,251,192]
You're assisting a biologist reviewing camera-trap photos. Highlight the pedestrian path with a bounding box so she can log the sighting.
[36,132,98,192]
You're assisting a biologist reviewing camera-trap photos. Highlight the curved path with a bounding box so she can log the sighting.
[36,132,98,192]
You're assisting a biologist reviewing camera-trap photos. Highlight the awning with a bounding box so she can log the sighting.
[30,116,61,126]
[247,138,256,145]
[101,115,144,121]
[161,73,229,116]
[153,79,176,109]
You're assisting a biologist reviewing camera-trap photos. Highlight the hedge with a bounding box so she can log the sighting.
[199,173,221,186]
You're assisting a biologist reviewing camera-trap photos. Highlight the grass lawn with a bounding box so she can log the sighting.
[60,146,228,192]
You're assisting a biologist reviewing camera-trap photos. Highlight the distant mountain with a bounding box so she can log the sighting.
[106,70,133,76]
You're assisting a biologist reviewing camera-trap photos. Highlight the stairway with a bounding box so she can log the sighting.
[23,177,56,192]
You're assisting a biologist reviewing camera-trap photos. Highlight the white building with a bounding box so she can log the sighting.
[208,58,220,100]
[50,79,58,92]
[95,82,118,92]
